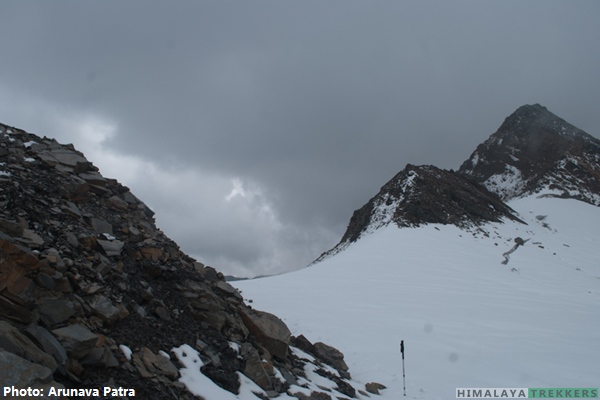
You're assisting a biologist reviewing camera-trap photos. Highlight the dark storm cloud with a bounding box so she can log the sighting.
[1,1,599,276]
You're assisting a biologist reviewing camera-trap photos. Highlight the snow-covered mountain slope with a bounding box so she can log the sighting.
[313,164,523,263]
[314,105,600,267]
[234,195,600,399]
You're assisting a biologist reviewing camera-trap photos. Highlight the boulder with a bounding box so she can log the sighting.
[88,295,121,324]
[293,391,332,400]
[0,321,58,373]
[21,229,45,246]
[122,191,140,204]
[365,382,387,395]
[196,265,220,283]
[81,346,119,368]
[215,281,243,300]
[313,342,349,376]
[97,239,125,256]
[154,353,179,380]
[137,347,179,380]
[0,233,39,300]
[0,217,23,236]
[36,272,56,290]
[0,233,39,267]
[37,298,77,327]
[62,201,82,218]
[154,306,172,321]
[0,349,66,394]
[51,324,98,359]
[0,295,34,324]
[65,232,80,249]
[106,195,129,211]
[291,334,316,355]
[195,339,221,367]
[88,217,113,235]
[238,308,291,360]
[241,343,273,391]
[37,148,88,167]
[78,171,106,185]
[24,324,68,366]
[132,353,154,378]
[139,247,163,260]
[58,178,90,202]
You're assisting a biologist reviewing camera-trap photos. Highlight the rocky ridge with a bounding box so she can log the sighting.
[315,104,599,262]
[314,164,523,263]
[0,123,370,399]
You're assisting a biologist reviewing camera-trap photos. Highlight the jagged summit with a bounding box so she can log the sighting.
[315,104,600,263]
[459,104,600,204]
[314,164,522,262]
[345,164,522,237]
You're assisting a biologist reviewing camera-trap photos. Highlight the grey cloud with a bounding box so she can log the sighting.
[1,1,599,276]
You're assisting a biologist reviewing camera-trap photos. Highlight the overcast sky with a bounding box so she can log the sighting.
[1,1,599,277]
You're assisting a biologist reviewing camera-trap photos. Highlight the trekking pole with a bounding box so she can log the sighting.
[401,340,406,396]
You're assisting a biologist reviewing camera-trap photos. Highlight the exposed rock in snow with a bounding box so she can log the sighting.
[314,164,523,263]
[459,104,600,205]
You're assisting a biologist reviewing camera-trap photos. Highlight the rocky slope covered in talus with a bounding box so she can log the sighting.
[0,123,364,400]
[459,104,600,204]
[315,104,599,262]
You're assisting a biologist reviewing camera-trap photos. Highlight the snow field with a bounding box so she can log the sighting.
[235,196,600,399]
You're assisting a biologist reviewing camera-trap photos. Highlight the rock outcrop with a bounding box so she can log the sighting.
[0,123,360,399]
[315,164,523,262]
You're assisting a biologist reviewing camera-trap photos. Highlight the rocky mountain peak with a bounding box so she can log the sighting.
[314,164,522,262]
[0,122,365,399]
[315,104,600,263]
[459,104,600,203]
